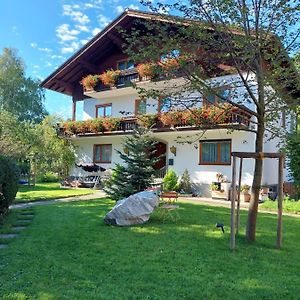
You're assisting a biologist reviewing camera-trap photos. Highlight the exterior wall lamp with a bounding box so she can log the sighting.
[170,145,177,156]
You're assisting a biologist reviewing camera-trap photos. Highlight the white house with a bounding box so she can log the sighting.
[41,9,293,197]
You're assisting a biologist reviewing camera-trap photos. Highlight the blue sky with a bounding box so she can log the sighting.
[0,0,142,120]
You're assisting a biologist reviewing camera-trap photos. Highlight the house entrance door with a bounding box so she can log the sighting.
[153,142,167,170]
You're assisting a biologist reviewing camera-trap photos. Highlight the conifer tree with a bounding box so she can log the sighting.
[104,127,159,200]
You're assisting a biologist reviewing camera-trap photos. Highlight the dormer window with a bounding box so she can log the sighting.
[117,59,135,71]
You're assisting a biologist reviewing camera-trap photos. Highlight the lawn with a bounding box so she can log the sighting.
[0,199,299,299]
[261,199,300,214]
[14,182,96,203]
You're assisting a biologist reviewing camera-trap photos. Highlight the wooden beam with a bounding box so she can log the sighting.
[230,156,237,250]
[79,60,99,73]
[236,157,243,235]
[277,156,284,249]
[107,33,124,49]
[72,97,77,121]
[53,79,73,92]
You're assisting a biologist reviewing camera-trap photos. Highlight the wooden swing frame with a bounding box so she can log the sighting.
[230,152,284,250]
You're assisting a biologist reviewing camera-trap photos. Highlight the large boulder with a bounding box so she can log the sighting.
[104,191,159,226]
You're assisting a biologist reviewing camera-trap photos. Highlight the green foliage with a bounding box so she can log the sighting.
[179,169,192,194]
[286,134,300,197]
[38,172,60,183]
[0,156,19,215]
[104,165,134,201]
[104,127,158,200]
[0,48,47,123]
[163,169,179,191]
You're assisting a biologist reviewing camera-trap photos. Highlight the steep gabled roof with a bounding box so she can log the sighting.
[41,9,176,97]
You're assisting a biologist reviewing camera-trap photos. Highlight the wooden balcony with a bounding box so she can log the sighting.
[57,108,253,138]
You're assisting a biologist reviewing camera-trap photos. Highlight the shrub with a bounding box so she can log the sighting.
[38,172,60,183]
[0,156,19,215]
[163,169,179,191]
[179,169,192,194]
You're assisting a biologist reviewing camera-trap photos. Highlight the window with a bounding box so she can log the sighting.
[159,97,172,113]
[93,144,112,163]
[135,99,147,115]
[96,104,112,118]
[117,59,134,71]
[203,88,231,106]
[199,140,231,165]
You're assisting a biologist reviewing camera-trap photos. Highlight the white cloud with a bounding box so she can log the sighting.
[56,24,80,42]
[61,47,74,54]
[38,47,52,53]
[75,24,90,32]
[45,62,53,67]
[116,5,124,14]
[50,54,64,59]
[33,65,40,69]
[30,42,37,48]
[63,5,90,24]
[80,39,89,45]
[98,15,110,28]
[128,4,139,10]
[61,42,80,54]
[92,27,101,36]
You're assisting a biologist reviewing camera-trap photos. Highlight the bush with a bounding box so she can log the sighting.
[163,169,179,191]
[179,169,192,194]
[0,156,19,215]
[38,172,60,183]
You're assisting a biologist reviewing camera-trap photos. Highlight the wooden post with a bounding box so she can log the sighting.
[230,156,237,250]
[72,98,76,121]
[277,156,284,249]
[236,157,243,235]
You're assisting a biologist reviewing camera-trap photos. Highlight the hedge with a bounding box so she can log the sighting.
[0,156,19,215]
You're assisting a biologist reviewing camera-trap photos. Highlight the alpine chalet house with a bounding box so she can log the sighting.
[41,9,294,197]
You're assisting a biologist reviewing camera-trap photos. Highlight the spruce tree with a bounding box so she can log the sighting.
[104,127,158,200]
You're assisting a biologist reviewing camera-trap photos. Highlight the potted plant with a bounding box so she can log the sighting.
[99,69,121,87]
[81,74,100,91]
[241,184,251,202]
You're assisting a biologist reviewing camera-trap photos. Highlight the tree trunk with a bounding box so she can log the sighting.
[246,58,265,241]
[246,120,264,241]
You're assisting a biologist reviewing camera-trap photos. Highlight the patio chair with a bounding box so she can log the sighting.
[157,191,180,223]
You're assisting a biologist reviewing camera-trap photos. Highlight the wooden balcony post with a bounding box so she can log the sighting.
[72,98,77,121]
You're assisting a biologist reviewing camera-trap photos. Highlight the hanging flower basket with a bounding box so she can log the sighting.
[81,75,100,91]
[99,69,121,86]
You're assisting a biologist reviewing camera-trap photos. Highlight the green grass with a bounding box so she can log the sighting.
[261,199,300,214]
[14,182,96,203]
[0,199,299,299]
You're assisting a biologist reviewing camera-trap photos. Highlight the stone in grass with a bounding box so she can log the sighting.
[11,226,27,231]
[0,244,8,249]
[0,233,19,238]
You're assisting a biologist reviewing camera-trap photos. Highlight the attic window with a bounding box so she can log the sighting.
[117,60,134,71]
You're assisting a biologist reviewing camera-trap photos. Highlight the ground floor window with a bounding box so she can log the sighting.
[93,144,112,163]
[199,140,231,165]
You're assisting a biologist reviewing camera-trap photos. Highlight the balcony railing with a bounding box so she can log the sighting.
[57,107,253,138]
